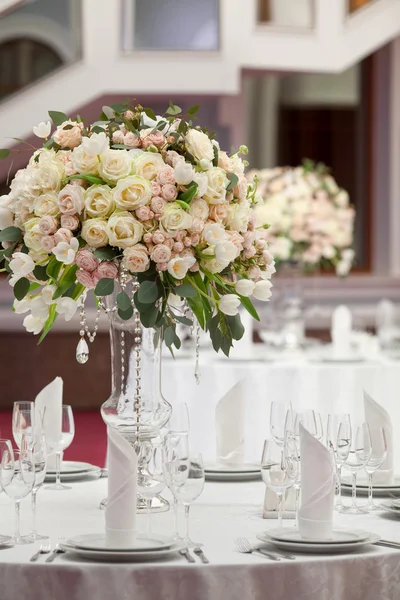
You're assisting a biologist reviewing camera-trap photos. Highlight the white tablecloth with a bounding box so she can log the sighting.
[161,349,400,466]
[1,478,400,600]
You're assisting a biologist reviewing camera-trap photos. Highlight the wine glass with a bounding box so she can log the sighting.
[326,413,351,510]
[365,427,388,511]
[339,422,372,514]
[270,401,293,447]
[171,453,205,548]
[0,440,14,542]
[12,402,35,449]
[136,440,165,534]
[22,432,48,540]
[44,405,75,490]
[1,449,35,544]
[163,432,189,539]
[168,403,190,434]
[261,438,298,528]
[295,410,323,441]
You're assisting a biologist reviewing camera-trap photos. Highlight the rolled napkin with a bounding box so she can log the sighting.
[105,427,137,548]
[35,377,63,469]
[263,487,296,519]
[364,390,393,484]
[215,380,245,467]
[331,305,352,358]
[298,424,335,540]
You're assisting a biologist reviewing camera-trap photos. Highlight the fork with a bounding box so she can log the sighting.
[45,539,66,563]
[30,541,51,562]
[235,537,280,561]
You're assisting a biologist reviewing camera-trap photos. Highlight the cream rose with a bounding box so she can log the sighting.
[134,152,164,181]
[33,192,60,217]
[106,211,143,249]
[85,185,115,218]
[185,129,214,163]
[58,184,85,215]
[227,203,250,233]
[72,145,100,175]
[53,120,83,149]
[81,218,109,248]
[189,199,209,221]
[122,244,150,273]
[98,149,133,184]
[56,150,76,176]
[159,202,193,238]
[23,218,43,252]
[113,176,152,211]
[33,160,64,193]
[203,167,229,205]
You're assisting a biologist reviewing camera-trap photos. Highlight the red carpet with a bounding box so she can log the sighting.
[0,410,107,467]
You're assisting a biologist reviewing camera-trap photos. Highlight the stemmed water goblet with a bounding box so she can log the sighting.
[163,432,189,540]
[294,410,323,441]
[1,448,35,544]
[136,439,165,534]
[12,402,35,449]
[364,427,388,511]
[270,401,293,447]
[326,413,351,511]
[338,421,372,514]
[171,453,205,548]
[0,440,14,542]
[44,405,75,490]
[21,432,48,540]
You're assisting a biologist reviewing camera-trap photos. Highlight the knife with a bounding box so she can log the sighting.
[193,547,209,564]
[179,548,195,563]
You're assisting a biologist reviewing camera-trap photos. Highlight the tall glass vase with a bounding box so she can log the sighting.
[279,262,305,350]
[101,279,172,512]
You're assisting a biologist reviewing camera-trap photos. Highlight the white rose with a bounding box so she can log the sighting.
[228,154,245,177]
[98,149,133,184]
[189,199,209,221]
[85,185,115,218]
[81,131,109,156]
[192,172,208,197]
[203,222,225,245]
[134,152,164,180]
[174,160,195,185]
[185,129,214,162]
[23,217,43,252]
[253,279,272,301]
[81,218,109,248]
[219,294,240,316]
[52,237,79,264]
[33,160,64,192]
[113,175,152,211]
[33,121,51,139]
[167,256,195,280]
[199,159,213,171]
[203,167,229,205]
[235,279,255,297]
[159,202,193,238]
[106,211,143,249]
[122,244,150,273]
[72,145,100,175]
[227,203,250,233]
[9,252,35,285]
[34,192,60,217]
[215,240,238,265]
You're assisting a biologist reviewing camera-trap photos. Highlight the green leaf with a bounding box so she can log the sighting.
[208,313,222,352]
[175,283,196,298]
[48,111,68,126]
[220,336,232,357]
[110,103,129,113]
[33,265,49,281]
[13,277,30,301]
[143,107,157,122]
[52,265,78,299]
[187,104,200,116]
[0,226,22,242]
[175,200,191,211]
[212,144,218,167]
[111,144,135,150]
[137,280,159,304]
[186,295,206,330]
[93,247,119,260]
[102,105,115,119]
[239,295,260,321]
[165,326,175,347]
[177,120,188,135]
[94,278,115,296]
[140,306,159,328]
[62,124,74,130]
[226,173,239,191]
[227,314,245,341]
[28,282,41,293]
[0,149,10,160]
[91,126,106,134]
[38,304,58,344]
[117,291,131,311]
[2,240,19,258]
[166,105,182,116]
[46,256,62,280]
[118,305,134,320]
[63,174,105,186]
[179,183,198,204]
[174,315,193,327]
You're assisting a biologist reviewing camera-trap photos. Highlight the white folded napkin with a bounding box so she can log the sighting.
[298,424,335,540]
[364,390,393,484]
[215,380,245,467]
[263,487,296,519]
[331,305,352,357]
[105,427,137,548]
[35,377,63,469]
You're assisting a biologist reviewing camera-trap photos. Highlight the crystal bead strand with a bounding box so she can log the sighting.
[131,277,141,427]
[194,318,201,385]
[76,295,101,364]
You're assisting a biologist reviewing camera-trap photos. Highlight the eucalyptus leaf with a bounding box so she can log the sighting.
[0,226,22,242]
[117,291,131,311]
[227,314,245,341]
[13,277,30,301]
[93,247,119,260]
[48,111,68,126]
[212,144,218,167]
[102,105,115,119]
[175,283,196,298]
[110,103,129,113]
[174,315,193,327]
[187,104,200,116]
[226,172,239,191]
[118,305,134,320]
[140,307,159,328]
[137,280,159,304]
[0,149,10,160]
[143,107,157,121]
[33,265,49,281]
[94,278,115,296]
[165,326,175,347]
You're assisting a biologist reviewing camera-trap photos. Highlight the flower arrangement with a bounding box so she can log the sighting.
[247,161,355,276]
[0,102,274,355]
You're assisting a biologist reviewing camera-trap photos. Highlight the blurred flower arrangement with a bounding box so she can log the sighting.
[247,161,355,276]
[0,101,275,355]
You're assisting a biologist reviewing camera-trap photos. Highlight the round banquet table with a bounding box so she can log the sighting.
[1,478,400,600]
[161,348,400,465]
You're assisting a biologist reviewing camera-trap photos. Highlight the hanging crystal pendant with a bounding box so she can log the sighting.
[76,338,89,364]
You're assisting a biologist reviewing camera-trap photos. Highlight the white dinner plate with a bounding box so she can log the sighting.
[205,463,261,474]
[205,471,261,482]
[60,539,186,562]
[257,531,380,553]
[309,354,365,364]
[342,475,400,490]
[68,533,173,552]
[379,500,400,515]
[45,468,101,483]
[266,527,371,544]
[47,461,99,475]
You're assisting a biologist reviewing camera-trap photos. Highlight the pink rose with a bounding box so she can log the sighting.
[165,150,182,167]
[53,121,83,149]
[161,184,177,202]
[152,231,165,244]
[123,110,134,120]
[124,132,141,148]
[150,244,172,263]
[190,218,204,234]
[56,150,76,176]
[95,261,119,280]
[183,237,192,247]
[226,230,244,253]
[143,233,153,243]
[60,214,80,231]
[141,131,166,149]
[242,231,255,249]
[54,228,73,245]
[209,204,229,223]
[191,234,200,245]
[175,230,186,242]
[76,269,96,289]
[243,247,256,259]
[157,166,175,186]
[151,182,162,196]
[39,216,57,236]
[75,249,99,272]
[136,206,152,221]
[41,235,55,252]
[164,238,174,249]
[112,130,125,144]
[151,196,166,214]
[173,242,184,253]
[58,184,85,215]
[122,244,150,273]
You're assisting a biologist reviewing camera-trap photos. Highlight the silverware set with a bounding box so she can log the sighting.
[180,547,210,563]
[235,537,295,561]
[29,539,66,563]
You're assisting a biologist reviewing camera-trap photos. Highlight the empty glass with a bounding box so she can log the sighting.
[365,427,388,511]
[338,422,372,514]
[22,433,48,540]
[168,403,190,434]
[270,401,293,446]
[44,405,75,490]
[12,402,35,449]
[295,410,323,441]
[1,449,35,544]
[163,432,189,539]
[137,440,165,533]
[261,438,298,528]
[171,454,205,548]
[326,413,351,511]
